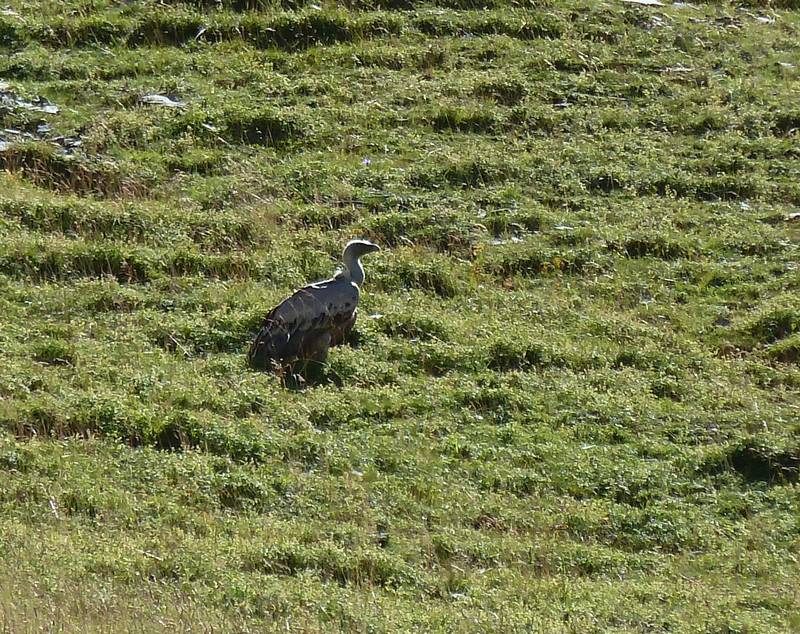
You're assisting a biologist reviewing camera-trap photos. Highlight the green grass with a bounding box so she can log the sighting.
[1,0,799,631]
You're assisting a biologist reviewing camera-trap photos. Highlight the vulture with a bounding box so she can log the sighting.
[248,239,380,371]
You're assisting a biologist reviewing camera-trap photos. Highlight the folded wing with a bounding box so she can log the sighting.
[247,277,360,369]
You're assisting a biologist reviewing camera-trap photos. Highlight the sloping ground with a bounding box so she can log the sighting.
[1,0,799,631]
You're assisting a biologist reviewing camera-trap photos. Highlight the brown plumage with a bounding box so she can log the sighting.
[248,240,380,371]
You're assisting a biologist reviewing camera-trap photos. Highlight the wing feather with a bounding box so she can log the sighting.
[248,277,359,369]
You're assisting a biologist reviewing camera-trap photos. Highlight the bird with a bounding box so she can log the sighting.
[248,239,380,373]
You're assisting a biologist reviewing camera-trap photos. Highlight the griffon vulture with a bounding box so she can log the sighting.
[248,239,380,371]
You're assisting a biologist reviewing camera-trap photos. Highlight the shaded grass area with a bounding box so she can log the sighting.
[1,0,800,631]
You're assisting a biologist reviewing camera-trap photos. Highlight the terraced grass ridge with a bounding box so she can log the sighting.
[1,0,799,631]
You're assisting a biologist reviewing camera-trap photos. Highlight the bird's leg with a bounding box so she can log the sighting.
[295,332,331,384]
[311,332,332,364]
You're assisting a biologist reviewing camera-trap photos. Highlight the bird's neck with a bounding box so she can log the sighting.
[343,254,365,286]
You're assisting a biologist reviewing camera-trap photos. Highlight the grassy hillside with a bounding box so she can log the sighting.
[1,0,799,631]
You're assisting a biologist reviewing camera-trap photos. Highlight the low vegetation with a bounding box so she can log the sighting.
[1,0,799,631]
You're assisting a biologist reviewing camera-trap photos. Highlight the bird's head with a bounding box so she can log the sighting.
[340,239,380,285]
[343,239,381,260]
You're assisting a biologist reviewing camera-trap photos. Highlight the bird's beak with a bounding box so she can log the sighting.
[371,244,381,253]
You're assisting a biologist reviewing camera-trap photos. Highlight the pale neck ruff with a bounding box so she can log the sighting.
[343,255,365,286]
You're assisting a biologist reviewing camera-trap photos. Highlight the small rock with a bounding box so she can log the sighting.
[3,128,35,141]
[27,97,59,114]
[52,135,83,155]
[2,90,60,114]
[140,94,185,108]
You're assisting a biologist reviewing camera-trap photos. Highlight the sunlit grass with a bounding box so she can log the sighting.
[1,0,799,630]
